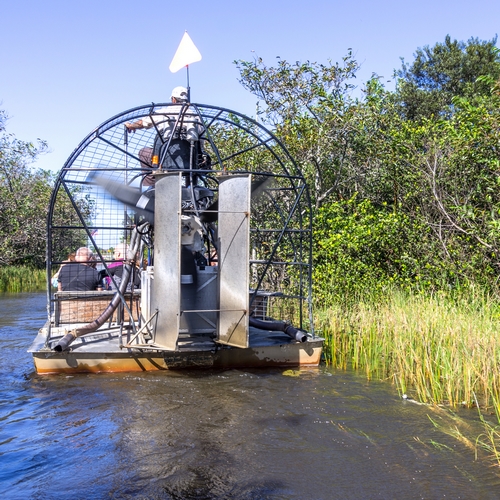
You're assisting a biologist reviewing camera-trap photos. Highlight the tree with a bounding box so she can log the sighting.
[235,53,359,126]
[0,111,50,266]
[393,93,500,284]
[235,54,371,207]
[396,35,500,120]
[235,45,500,294]
[0,110,95,267]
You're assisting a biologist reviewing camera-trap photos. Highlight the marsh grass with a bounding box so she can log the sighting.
[318,288,500,407]
[0,266,46,293]
[316,287,500,466]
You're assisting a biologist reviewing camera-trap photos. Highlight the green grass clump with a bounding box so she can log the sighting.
[317,288,500,409]
[316,287,500,467]
[0,266,46,293]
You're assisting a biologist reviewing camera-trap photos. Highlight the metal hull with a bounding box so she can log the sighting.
[30,326,323,375]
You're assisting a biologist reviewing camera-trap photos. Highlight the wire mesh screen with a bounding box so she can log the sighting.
[48,103,314,330]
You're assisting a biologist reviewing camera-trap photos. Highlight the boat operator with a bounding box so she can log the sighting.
[124,86,207,186]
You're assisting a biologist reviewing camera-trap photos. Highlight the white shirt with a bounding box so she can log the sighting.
[141,104,203,143]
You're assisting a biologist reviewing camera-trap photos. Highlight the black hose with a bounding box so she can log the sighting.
[249,317,307,342]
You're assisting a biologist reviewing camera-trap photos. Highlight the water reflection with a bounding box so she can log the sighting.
[1,293,500,499]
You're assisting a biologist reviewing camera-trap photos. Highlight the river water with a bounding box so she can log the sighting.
[1,292,500,499]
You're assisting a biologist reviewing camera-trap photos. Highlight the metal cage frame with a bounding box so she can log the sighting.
[45,102,316,343]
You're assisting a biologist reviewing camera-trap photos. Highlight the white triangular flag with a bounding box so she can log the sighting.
[169,32,202,73]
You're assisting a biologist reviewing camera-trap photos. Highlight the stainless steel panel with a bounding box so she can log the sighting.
[179,266,219,332]
[151,172,182,350]
[217,175,251,347]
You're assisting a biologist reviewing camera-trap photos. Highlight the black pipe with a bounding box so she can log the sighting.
[249,317,307,342]
[54,332,76,352]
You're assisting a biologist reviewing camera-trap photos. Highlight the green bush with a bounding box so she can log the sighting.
[312,196,464,305]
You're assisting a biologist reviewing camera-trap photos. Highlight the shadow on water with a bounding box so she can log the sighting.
[1,292,500,499]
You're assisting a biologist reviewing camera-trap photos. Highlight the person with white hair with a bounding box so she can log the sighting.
[125,86,194,137]
[57,247,100,291]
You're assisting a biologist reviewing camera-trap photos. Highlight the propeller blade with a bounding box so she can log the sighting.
[91,173,273,226]
[89,174,156,224]
[250,176,273,199]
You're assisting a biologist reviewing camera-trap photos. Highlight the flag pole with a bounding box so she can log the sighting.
[169,31,201,102]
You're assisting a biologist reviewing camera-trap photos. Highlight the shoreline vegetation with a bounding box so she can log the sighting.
[316,287,500,469]
[0,266,46,293]
[318,288,500,410]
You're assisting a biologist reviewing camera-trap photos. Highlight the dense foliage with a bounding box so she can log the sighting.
[0,111,50,267]
[3,34,500,297]
[236,35,500,299]
[312,197,448,305]
[396,35,500,120]
[0,111,92,269]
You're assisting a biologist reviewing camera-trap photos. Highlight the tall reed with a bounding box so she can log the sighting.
[317,288,500,465]
[317,288,500,410]
[0,266,46,293]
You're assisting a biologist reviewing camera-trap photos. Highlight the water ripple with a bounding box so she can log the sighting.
[1,294,500,499]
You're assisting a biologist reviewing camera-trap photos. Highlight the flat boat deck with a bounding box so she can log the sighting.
[29,322,324,374]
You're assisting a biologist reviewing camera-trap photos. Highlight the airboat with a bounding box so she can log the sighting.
[29,96,324,374]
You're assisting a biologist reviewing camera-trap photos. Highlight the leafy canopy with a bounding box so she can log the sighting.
[396,35,500,120]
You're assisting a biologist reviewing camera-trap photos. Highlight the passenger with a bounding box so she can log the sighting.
[99,244,141,291]
[51,252,76,288]
[124,86,208,185]
[57,247,101,292]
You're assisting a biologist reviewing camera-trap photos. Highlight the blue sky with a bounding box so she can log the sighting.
[2,0,499,173]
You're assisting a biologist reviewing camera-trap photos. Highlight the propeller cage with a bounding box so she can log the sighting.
[45,102,316,348]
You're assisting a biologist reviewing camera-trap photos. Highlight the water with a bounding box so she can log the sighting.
[1,292,500,499]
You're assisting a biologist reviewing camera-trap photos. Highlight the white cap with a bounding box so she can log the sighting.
[171,86,188,101]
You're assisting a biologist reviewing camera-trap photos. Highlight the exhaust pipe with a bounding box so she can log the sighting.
[54,332,76,352]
